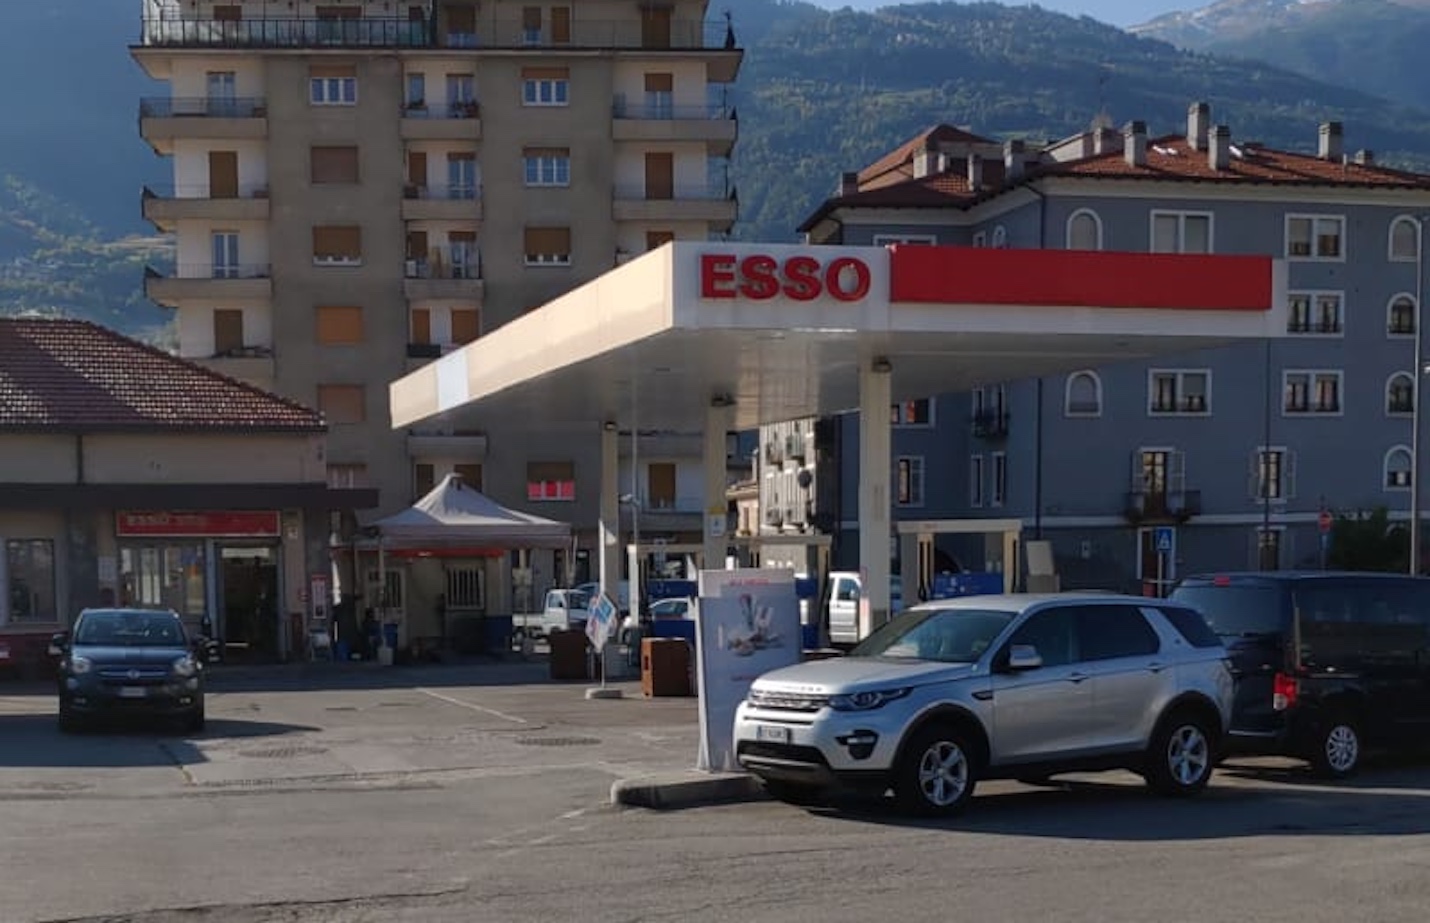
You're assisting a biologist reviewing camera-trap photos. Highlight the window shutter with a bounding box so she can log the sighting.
[446,5,475,32]
[646,230,675,250]
[454,463,483,490]
[317,5,362,19]
[317,384,366,424]
[522,146,569,159]
[414,463,436,498]
[310,64,357,79]
[410,308,432,344]
[213,5,242,21]
[522,6,542,29]
[213,309,244,354]
[313,225,362,260]
[551,7,571,42]
[644,73,673,93]
[520,66,569,80]
[315,305,364,345]
[524,226,570,255]
[311,146,359,184]
[450,308,480,344]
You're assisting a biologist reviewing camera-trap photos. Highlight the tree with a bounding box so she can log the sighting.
[1325,507,1409,573]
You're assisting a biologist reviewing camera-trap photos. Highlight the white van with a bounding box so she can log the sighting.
[825,571,903,645]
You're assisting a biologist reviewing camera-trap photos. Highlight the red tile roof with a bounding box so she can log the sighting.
[858,124,997,190]
[0,317,323,432]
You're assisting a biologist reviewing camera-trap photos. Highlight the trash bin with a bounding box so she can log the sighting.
[641,637,691,697]
[483,614,514,653]
[548,629,590,681]
[382,622,399,650]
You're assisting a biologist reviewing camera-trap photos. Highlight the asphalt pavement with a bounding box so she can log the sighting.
[3,659,1430,922]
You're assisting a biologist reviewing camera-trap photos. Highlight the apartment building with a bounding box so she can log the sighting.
[131,0,741,587]
[779,103,1430,592]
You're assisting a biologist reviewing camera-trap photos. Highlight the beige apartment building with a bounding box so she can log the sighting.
[131,0,741,591]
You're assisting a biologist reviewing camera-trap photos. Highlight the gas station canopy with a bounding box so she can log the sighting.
[390,242,1285,432]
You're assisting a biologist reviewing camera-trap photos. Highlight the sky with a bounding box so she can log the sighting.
[805,0,1205,27]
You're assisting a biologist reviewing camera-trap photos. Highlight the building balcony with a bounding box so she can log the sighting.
[613,185,737,231]
[1124,489,1202,525]
[406,429,488,459]
[403,261,484,301]
[141,183,269,232]
[195,349,276,390]
[138,97,267,155]
[144,265,272,308]
[401,184,483,221]
[400,101,482,140]
[972,409,1010,439]
[612,102,737,157]
[137,17,434,49]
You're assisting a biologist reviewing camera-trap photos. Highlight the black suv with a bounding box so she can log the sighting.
[52,608,207,733]
[1170,571,1430,778]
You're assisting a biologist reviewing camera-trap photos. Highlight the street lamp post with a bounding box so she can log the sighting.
[1413,219,1427,576]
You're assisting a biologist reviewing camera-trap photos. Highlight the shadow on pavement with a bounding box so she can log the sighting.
[1218,751,1430,789]
[808,771,1430,839]
[0,714,319,768]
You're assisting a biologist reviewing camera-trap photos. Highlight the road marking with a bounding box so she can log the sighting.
[415,688,528,725]
[559,807,588,819]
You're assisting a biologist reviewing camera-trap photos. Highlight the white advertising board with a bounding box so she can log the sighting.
[695,568,801,772]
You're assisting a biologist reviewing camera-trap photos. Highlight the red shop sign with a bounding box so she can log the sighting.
[699,253,872,302]
[116,510,282,538]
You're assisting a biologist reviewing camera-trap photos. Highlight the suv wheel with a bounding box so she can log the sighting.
[1311,712,1361,779]
[1146,711,1214,797]
[893,724,978,817]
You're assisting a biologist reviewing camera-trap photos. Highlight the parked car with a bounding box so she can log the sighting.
[733,593,1232,815]
[1170,571,1430,778]
[649,597,695,620]
[512,588,591,641]
[51,608,206,733]
[825,571,904,645]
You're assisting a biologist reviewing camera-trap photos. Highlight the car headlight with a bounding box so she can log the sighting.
[171,655,198,678]
[67,655,93,675]
[828,688,910,711]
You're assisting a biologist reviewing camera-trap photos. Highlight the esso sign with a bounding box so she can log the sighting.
[699,253,872,302]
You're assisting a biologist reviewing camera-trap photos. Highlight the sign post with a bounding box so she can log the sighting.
[584,593,621,700]
[1153,527,1175,598]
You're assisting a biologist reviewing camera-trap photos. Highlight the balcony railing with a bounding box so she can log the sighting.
[404,257,482,281]
[402,101,481,119]
[137,16,736,51]
[147,264,271,280]
[613,184,734,201]
[143,182,269,200]
[972,410,1010,438]
[611,101,732,120]
[404,183,481,201]
[139,96,267,118]
[1125,489,1202,524]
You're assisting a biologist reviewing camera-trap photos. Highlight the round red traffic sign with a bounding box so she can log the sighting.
[1318,510,1333,534]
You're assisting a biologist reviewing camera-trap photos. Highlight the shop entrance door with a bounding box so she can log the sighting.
[219,546,280,662]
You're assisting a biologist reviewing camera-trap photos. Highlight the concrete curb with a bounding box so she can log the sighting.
[610,770,767,810]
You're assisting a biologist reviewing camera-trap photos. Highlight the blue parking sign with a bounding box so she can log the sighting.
[1154,527,1175,554]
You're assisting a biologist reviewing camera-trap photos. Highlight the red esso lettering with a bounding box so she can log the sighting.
[699,253,871,301]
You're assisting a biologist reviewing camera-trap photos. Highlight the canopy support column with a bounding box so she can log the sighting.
[859,358,893,639]
[703,399,734,572]
[598,421,621,604]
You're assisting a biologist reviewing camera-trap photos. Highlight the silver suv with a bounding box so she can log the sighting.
[733,593,1233,815]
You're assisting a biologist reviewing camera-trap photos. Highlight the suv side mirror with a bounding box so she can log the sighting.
[1006,644,1043,671]
[47,632,68,657]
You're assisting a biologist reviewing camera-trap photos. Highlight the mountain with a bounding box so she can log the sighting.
[1130,0,1430,109]
[6,0,1430,335]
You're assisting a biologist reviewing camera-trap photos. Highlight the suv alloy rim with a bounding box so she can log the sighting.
[1166,724,1210,786]
[917,740,969,807]
[1325,724,1359,773]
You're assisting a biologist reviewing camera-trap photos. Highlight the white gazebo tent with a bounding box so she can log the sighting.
[363,474,572,654]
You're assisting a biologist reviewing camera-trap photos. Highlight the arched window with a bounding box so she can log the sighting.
[1064,370,1103,417]
[1066,209,1102,250]
[1387,372,1415,415]
[1388,294,1418,337]
[1385,445,1414,489]
[991,225,1008,249]
[1390,216,1420,262]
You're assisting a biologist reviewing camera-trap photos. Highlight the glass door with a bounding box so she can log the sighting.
[211,231,239,278]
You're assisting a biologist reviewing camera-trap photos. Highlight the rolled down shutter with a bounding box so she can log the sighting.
[523,226,570,256]
[313,225,362,260]
[520,66,569,80]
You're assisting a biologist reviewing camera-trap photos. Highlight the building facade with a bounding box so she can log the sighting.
[787,103,1430,592]
[131,0,742,596]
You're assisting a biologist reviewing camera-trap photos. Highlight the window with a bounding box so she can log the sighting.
[1286,214,1344,260]
[1389,294,1418,336]
[1254,528,1284,571]
[316,305,364,345]
[451,308,480,344]
[410,308,431,344]
[327,464,369,488]
[523,147,570,186]
[872,234,937,246]
[1151,211,1212,253]
[211,231,239,277]
[521,67,569,106]
[646,230,675,251]
[990,225,1008,249]
[1064,370,1102,417]
[1283,370,1342,415]
[1005,608,1075,668]
[313,225,362,265]
[970,455,986,508]
[527,461,575,501]
[311,146,359,184]
[1066,209,1102,250]
[310,64,357,105]
[405,72,426,108]
[454,463,483,490]
[521,6,542,43]
[1390,216,1421,262]
[1148,369,1210,415]
[647,462,677,508]
[1286,291,1343,335]
[1073,605,1160,660]
[1152,605,1222,648]
[1385,445,1413,489]
[213,309,244,355]
[643,72,673,117]
[1250,446,1295,502]
[971,231,988,248]
[891,398,934,426]
[5,539,56,623]
[896,456,925,506]
[448,231,478,279]
[317,384,366,424]
[991,452,1007,507]
[414,462,436,498]
[446,152,477,198]
[446,566,485,609]
[445,73,475,116]
[1388,372,1415,415]
[524,226,571,266]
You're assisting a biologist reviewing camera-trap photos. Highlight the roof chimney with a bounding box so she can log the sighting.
[1187,101,1210,152]
[1092,126,1116,155]
[1319,121,1343,161]
[913,143,940,179]
[1209,124,1231,171]
[1354,149,1375,166]
[1123,120,1147,168]
[1004,139,1028,181]
[967,153,983,191]
[838,171,859,196]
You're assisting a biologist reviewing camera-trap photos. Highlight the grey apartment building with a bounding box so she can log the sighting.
[132,0,741,589]
[764,103,1430,593]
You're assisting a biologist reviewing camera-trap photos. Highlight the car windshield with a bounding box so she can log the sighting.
[74,610,187,647]
[1170,584,1284,638]
[566,590,591,610]
[849,607,1016,663]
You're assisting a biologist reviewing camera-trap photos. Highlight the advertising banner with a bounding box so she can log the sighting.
[695,569,801,772]
[585,593,619,652]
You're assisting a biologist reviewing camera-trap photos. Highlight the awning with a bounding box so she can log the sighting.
[366,473,571,550]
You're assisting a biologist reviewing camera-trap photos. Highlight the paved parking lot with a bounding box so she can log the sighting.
[4,662,1430,922]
